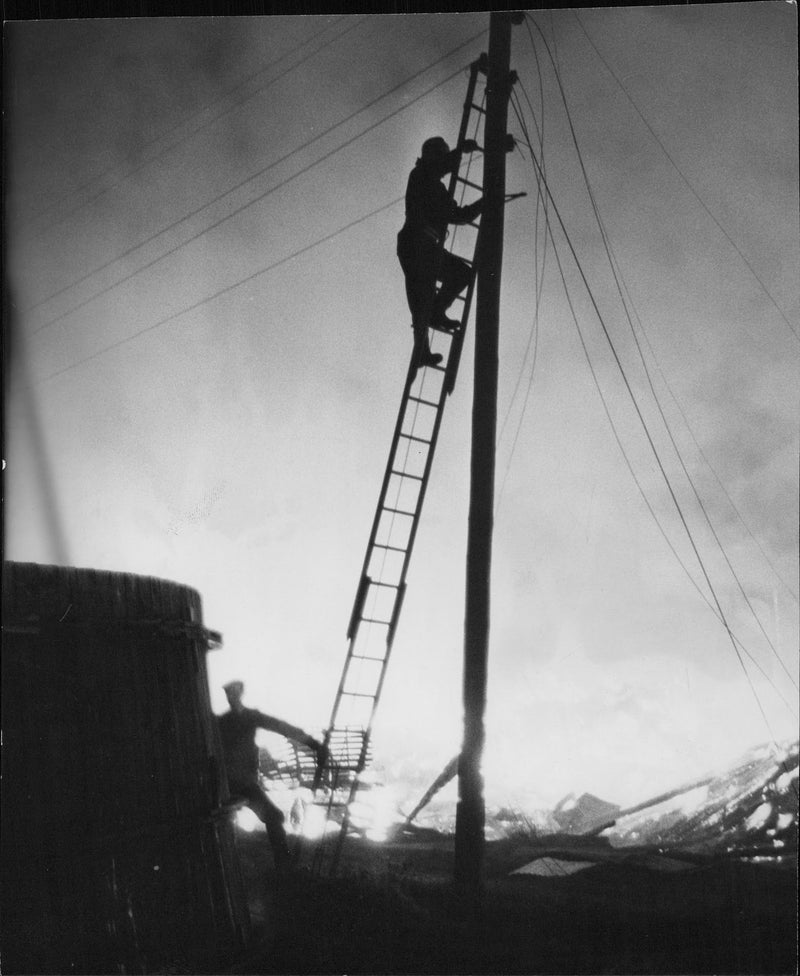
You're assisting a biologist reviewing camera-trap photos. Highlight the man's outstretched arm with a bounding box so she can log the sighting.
[255,712,325,757]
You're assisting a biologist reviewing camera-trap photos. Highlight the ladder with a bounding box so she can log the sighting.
[308,54,490,875]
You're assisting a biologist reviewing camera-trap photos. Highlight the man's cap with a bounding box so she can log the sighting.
[223,680,244,695]
[421,136,450,161]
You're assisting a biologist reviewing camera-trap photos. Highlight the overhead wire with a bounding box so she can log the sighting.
[496,35,550,513]
[512,91,796,716]
[30,56,482,379]
[23,16,346,226]
[25,16,363,240]
[524,17,797,687]
[619,273,800,655]
[636,337,799,605]
[41,195,404,384]
[506,95,691,605]
[511,33,795,735]
[25,20,795,705]
[528,17,796,708]
[30,29,488,335]
[504,95,791,710]
[571,10,798,344]
[543,9,800,608]
[494,22,795,702]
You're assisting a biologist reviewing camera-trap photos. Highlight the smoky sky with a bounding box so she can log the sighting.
[4,6,798,807]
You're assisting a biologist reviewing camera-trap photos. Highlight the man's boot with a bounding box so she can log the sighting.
[412,326,442,368]
[431,301,461,333]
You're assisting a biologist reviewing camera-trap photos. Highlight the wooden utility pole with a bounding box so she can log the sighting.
[455,11,515,895]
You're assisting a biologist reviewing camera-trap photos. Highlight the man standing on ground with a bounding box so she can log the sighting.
[218,680,326,872]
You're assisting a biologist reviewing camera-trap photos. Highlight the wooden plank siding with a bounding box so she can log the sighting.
[2,561,250,974]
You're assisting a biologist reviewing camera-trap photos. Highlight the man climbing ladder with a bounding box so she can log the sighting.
[303,57,525,877]
[397,135,485,368]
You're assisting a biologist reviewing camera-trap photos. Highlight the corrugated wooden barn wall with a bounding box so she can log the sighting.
[1,561,251,975]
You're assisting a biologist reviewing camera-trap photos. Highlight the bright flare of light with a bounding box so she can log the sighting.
[300,801,339,840]
[349,784,400,842]
[235,807,262,833]
[745,802,773,831]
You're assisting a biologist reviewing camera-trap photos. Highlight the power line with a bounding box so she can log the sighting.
[40,195,404,385]
[39,197,403,383]
[31,32,487,334]
[527,17,798,606]
[514,83,795,739]
[522,19,797,722]
[641,343,799,605]
[505,100,699,610]
[25,17,350,231]
[34,48,488,382]
[558,24,800,604]
[496,72,550,513]
[523,20,796,686]
[511,95,796,719]
[570,10,799,344]
[497,34,550,452]
[24,17,362,240]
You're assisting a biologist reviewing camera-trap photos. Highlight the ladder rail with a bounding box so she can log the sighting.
[325,317,457,755]
[445,229,481,396]
[310,55,489,874]
[338,51,487,676]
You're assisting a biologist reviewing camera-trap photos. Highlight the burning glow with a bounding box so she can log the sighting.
[348,784,400,842]
[745,802,773,831]
[235,807,263,833]
[300,801,340,840]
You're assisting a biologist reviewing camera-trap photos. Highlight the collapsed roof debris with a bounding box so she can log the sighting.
[513,740,798,877]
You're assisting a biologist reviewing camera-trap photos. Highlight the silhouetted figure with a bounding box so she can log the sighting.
[397,136,484,368]
[218,680,325,872]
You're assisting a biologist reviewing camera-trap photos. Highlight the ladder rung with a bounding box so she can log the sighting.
[456,175,482,191]
[390,468,423,482]
[314,73,480,855]
[408,394,440,408]
[399,432,433,446]
[442,258,472,271]
[382,504,416,517]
